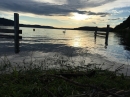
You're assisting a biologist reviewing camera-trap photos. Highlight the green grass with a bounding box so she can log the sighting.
[0,68,130,97]
[0,56,130,97]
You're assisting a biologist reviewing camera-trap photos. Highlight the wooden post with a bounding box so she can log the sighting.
[105,25,109,45]
[94,26,97,40]
[14,13,19,53]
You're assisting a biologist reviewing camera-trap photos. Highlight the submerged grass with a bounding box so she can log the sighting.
[0,55,130,97]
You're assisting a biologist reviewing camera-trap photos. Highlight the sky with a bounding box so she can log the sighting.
[0,0,130,28]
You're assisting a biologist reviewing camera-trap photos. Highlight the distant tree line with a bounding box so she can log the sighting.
[114,16,130,31]
[0,17,54,29]
[0,18,14,26]
[114,15,130,49]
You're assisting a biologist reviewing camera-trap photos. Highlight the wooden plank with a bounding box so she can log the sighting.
[96,34,106,38]
[0,34,22,39]
[0,29,22,34]
[97,32,106,35]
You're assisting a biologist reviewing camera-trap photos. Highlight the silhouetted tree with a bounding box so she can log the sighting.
[114,15,130,31]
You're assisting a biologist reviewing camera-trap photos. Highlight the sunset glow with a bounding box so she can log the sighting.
[0,0,130,28]
[70,13,89,20]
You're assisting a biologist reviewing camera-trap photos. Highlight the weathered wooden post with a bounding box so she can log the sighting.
[14,13,19,53]
[105,25,109,45]
[94,26,97,40]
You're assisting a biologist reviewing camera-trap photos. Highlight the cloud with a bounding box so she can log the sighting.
[0,0,115,16]
[86,11,110,17]
[92,22,96,24]
[66,0,117,9]
[108,18,120,20]
[110,6,130,15]
[108,17,127,20]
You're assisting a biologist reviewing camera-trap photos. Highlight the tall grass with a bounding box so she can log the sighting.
[0,54,130,97]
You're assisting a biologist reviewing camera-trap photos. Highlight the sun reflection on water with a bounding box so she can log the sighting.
[72,37,81,47]
[73,41,81,47]
[68,34,95,48]
[68,36,86,48]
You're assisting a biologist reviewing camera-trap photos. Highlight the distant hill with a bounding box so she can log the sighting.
[114,16,130,49]
[0,17,54,29]
[0,17,114,31]
[73,26,96,31]
[73,26,113,32]
[0,18,14,26]
[114,16,130,31]
[20,24,54,29]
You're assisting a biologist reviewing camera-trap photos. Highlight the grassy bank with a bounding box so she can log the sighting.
[0,57,130,97]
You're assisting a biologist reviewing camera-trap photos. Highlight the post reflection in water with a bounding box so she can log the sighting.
[1,27,130,65]
[94,37,108,49]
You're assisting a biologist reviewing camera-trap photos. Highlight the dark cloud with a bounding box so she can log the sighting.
[0,0,115,16]
[108,18,120,20]
[108,17,127,20]
[0,0,87,16]
[66,0,117,9]
[92,22,96,24]
[86,11,110,16]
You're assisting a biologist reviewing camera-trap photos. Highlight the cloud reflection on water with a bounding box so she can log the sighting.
[0,27,130,68]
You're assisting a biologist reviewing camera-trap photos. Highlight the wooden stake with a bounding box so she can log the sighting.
[14,13,19,53]
[105,25,109,45]
[94,26,97,40]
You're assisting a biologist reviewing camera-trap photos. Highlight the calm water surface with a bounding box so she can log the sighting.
[0,27,130,67]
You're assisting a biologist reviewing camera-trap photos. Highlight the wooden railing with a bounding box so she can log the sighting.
[0,13,22,53]
[94,25,109,45]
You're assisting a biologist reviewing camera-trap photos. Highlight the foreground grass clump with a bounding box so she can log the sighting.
[0,56,130,97]
[0,65,130,97]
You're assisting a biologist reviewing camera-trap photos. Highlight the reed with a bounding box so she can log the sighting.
[0,55,130,97]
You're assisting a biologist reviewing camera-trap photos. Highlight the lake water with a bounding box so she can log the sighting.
[0,27,130,74]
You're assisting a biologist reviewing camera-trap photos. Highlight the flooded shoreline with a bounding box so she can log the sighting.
[0,27,130,75]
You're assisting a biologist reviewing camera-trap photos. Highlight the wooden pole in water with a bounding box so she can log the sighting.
[14,13,19,53]
[105,25,109,45]
[94,26,97,40]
